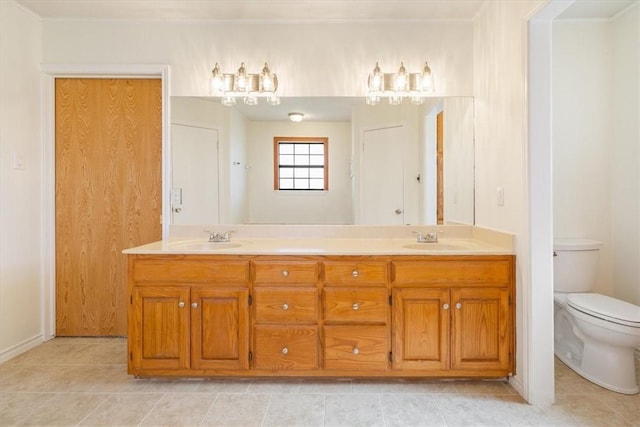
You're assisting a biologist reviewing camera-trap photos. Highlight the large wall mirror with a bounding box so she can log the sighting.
[169,96,474,226]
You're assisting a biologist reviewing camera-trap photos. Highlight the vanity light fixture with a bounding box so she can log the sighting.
[210,62,280,106]
[288,112,304,122]
[366,61,435,105]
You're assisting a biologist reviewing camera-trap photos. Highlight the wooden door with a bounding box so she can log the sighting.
[391,288,450,371]
[130,286,190,371]
[55,78,162,336]
[361,126,405,224]
[451,287,511,371]
[191,288,250,370]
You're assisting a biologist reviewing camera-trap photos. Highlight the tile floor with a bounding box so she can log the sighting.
[0,338,638,426]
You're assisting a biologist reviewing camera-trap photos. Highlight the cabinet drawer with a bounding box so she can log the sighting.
[254,288,318,323]
[132,258,249,284]
[323,288,388,323]
[253,326,319,370]
[323,325,388,370]
[253,261,319,286]
[392,258,513,285]
[322,261,387,286]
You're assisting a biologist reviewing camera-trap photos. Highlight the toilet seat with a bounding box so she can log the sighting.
[567,293,640,328]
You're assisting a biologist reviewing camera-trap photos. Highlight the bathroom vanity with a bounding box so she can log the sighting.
[125,230,515,379]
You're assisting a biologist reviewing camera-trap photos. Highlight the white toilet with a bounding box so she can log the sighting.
[554,238,640,394]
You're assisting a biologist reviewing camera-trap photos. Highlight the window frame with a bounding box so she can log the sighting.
[273,136,329,191]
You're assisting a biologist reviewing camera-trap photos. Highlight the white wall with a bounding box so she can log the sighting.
[552,21,613,296]
[0,1,43,361]
[553,4,640,305]
[611,4,640,305]
[41,20,473,98]
[247,121,352,224]
[443,97,475,225]
[473,0,548,403]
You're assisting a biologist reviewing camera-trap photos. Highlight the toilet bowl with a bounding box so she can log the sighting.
[553,238,640,394]
[555,292,640,394]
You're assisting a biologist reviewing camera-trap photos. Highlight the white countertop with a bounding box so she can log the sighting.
[123,237,513,256]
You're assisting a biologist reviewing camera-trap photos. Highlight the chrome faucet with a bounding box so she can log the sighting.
[413,230,438,243]
[204,230,232,242]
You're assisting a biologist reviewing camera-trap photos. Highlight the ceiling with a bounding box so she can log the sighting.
[16,0,486,21]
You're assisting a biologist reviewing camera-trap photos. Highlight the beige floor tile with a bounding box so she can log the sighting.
[381,393,447,427]
[262,393,325,427]
[325,393,385,427]
[0,392,107,426]
[1,339,639,427]
[78,393,162,426]
[138,392,216,426]
[200,393,270,427]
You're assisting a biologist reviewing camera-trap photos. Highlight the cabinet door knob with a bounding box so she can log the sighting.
[352,270,359,278]
[191,302,198,309]
[352,303,360,311]
[443,303,449,310]
[456,302,462,309]
[282,270,289,277]
[353,348,360,355]
[178,301,185,308]
[281,347,289,355]
[282,303,289,311]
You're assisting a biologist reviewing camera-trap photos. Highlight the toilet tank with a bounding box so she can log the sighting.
[553,238,602,292]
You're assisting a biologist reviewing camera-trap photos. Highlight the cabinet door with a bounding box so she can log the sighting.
[131,286,190,371]
[391,288,450,371]
[191,288,250,370]
[451,287,511,372]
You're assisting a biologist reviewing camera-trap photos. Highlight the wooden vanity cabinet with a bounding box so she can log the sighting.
[391,257,514,376]
[127,253,514,378]
[127,255,250,375]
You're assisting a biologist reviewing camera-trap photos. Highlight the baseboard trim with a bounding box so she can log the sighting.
[509,374,525,399]
[0,334,43,364]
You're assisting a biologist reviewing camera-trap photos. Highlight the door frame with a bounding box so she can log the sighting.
[40,64,170,341]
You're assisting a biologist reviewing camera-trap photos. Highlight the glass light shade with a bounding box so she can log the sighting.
[368,62,383,91]
[221,95,236,106]
[366,94,380,105]
[267,94,281,105]
[393,62,408,92]
[234,62,248,92]
[260,62,276,92]
[388,94,402,105]
[243,95,258,106]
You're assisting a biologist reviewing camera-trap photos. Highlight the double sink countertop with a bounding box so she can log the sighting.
[124,225,514,256]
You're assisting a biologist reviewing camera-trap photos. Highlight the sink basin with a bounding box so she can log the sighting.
[168,241,242,251]
[403,243,469,251]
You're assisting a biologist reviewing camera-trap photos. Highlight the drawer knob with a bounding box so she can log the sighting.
[353,348,360,355]
[191,302,198,309]
[282,303,289,311]
[282,270,289,278]
[352,270,359,278]
[443,303,449,310]
[352,303,360,311]
[178,301,185,308]
[281,347,289,355]
[456,302,462,309]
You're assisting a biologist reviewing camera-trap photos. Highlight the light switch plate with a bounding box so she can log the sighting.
[13,152,25,170]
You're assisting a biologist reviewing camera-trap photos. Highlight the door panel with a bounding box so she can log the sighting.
[171,124,219,224]
[131,287,190,370]
[191,288,249,370]
[361,126,404,224]
[451,287,511,371]
[55,78,162,336]
[392,288,450,370]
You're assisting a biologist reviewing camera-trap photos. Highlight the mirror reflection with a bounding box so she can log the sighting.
[170,96,474,226]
